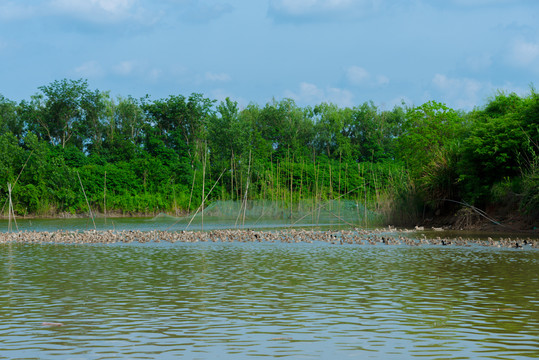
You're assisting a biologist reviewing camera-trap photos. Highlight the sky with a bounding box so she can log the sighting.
[1,0,538,111]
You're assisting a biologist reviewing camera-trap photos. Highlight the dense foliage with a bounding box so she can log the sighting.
[1,79,537,224]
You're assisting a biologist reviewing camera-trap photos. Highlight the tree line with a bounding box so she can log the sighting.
[1,79,537,225]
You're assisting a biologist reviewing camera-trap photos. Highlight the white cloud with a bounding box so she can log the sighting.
[73,61,104,77]
[509,39,539,67]
[385,95,411,109]
[205,72,231,82]
[346,66,389,87]
[268,0,381,21]
[113,61,136,76]
[284,82,354,107]
[49,0,149,24]
[432,74,483,109]
[51,0,132,16]
[210,89,248,108]
[464,53,493,72]
[346,66,370,85]
[0,0,157,27]
[148,68,163,81]
[178,1,234,22]
[376,75,390,86]
[0,2,38,20]
[447,0,513,6]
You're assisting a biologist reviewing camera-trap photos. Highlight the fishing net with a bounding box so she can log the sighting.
[153,199,383,230]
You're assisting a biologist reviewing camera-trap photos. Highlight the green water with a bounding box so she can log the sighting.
[0,241,537,359]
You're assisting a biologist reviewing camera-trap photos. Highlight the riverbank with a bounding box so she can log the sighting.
[1,228,538,248]
[415,204,538,233]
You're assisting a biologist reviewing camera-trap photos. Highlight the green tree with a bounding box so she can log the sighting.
[142,93,215,165]
[459,91,535,204]
[348,101,404,162]
[313,102,352,160]
[208,97,250,166]
[397,101,464,202]
[0,95,23,138]
[24,79,105,150]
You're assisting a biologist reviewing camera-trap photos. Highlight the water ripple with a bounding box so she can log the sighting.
[0,242,537,359]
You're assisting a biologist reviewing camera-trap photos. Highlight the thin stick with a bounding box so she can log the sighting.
[439,198,509,228]
[289,150,293,220]
[77,171,96,230]
[7,183,12,232]
[104,171,107,223]
[241,149,252,228]
[188,169,196,213]
[1,150,34,215]
[202,144,206,231]
[182,168,227,231]
[364,165,368,227]
[290,185,363,227]
[231,151,234,201]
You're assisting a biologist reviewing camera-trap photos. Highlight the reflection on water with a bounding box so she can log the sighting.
[0,242,537,359]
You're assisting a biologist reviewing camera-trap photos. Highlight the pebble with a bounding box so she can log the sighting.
[0,227,537,249]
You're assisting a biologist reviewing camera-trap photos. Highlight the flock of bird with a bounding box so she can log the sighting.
[0,227,537,249]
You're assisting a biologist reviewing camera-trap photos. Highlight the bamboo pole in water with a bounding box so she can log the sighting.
[103,171,107,224]
[77,171,96,230]
[338,152,342,219]
[299,158,304,213]
[242,149,252,228]
[202,143,206,231]
[328,161,333,201]
[291,185,363,227]
[289,149,293,220]
[270,156,274,203]
[188,169,196,213]
[372,163,380,211]
[183,168,226,231]
[361,164,368,227]
[1,150,33,216]
[230,151,234,201]
[235,150,251,229]
[317,162,321,226]
[7,183,12,233]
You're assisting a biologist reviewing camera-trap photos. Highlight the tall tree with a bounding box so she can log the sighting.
[25,79,104,150]
[0,95,23,138]
[313,102,353,159]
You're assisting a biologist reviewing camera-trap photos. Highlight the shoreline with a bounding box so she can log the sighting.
[1,228,538,248]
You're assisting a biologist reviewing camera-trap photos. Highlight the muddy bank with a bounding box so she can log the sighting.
[413,204,538,234]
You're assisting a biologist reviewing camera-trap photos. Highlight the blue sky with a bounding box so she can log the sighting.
[1,0,538,110]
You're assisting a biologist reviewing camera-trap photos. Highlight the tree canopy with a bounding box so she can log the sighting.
[0,79,537,223]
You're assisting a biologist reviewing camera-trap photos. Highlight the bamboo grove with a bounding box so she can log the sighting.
[1,79,538,225]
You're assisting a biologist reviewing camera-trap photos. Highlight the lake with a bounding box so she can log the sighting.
[1,235,538,359]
